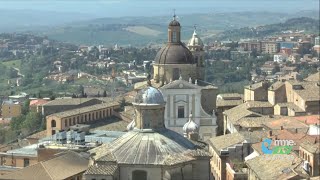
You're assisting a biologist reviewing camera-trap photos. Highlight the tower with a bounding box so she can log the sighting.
[188,25,205,80]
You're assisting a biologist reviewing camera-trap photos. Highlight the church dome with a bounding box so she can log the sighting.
[183,114,199,135]
[154,44,194,64]
[188,30,204,48]
[134,86,165,104]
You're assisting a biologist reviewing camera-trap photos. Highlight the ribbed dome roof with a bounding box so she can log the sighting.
[154,43,194,64]
[188,30,204,48]
[134,86,165,104]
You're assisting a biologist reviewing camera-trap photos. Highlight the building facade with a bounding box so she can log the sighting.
[1,100,22,119]
[46,102,119,136]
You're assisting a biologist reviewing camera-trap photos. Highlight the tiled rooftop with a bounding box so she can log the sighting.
[47,102,119,118]
[0,151,89,180]
[43,98,98,106]
[85,164,118,175]
[246,154,308,180]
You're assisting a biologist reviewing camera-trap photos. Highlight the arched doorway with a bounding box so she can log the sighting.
[132,170,147,180]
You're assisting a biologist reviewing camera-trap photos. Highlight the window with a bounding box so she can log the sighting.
[73,117,76,125]
[23,158,29,167]
[51,120,56,127]
[69,118,71,126]
[172,32,177,42]
[132,170,147,180]
[178,106,184,118]
[64,120,67,127]
[173,68,179,80]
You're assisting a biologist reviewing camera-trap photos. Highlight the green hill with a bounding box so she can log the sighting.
[212,17,320,41]
[35,11,319,46]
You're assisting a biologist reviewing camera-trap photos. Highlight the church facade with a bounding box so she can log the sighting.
[135,15,218,140]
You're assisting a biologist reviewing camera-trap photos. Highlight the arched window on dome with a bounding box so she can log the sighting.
[172,32,177,42]
[173,68,179,80]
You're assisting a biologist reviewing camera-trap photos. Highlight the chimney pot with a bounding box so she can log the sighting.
[280,126,284,130]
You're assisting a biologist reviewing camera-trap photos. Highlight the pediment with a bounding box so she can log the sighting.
[161,79,200,90]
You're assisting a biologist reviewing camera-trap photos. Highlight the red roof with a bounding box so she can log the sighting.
[29,99,48,106]
[294,115,320,125]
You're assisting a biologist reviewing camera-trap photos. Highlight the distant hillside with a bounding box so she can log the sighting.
[32,10,319,46]
[211,17,320,41]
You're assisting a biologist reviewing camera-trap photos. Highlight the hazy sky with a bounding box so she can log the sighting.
[0,0,319,17]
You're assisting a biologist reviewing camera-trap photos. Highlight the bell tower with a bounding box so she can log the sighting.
[188,25,205,80]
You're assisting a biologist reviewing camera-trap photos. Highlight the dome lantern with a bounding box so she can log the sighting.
[132,86,166,130]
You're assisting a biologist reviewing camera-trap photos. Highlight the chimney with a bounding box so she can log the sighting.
[280,126,284,130]
[295,128,298,133]
[268,130,272,137]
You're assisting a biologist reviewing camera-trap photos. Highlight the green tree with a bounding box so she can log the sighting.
[22,112,43,133]
[22,99,30,115]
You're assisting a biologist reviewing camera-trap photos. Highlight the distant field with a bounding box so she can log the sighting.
[2,60,21,69]
[123,26,163,36]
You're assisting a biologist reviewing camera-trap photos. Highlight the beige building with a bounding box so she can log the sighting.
[299,140,320,176]
[0,151,89,180]
[216,93,244,135]
[84,86,212,180]
[1,100,22,119]
[268,78,320,116]
[207,132,265,180]
[261,41,279,54]
[46,102,119,136]
[239,41,262,53]
[244,81,269,102]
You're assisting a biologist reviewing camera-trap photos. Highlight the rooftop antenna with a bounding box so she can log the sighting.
[173,9,176,20]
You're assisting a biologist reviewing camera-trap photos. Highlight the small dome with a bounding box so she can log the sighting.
[188,30,204,48]
[154,44,194,64]
[134,86,165,104]
[169,20,180,26]
[183,114,199,135]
